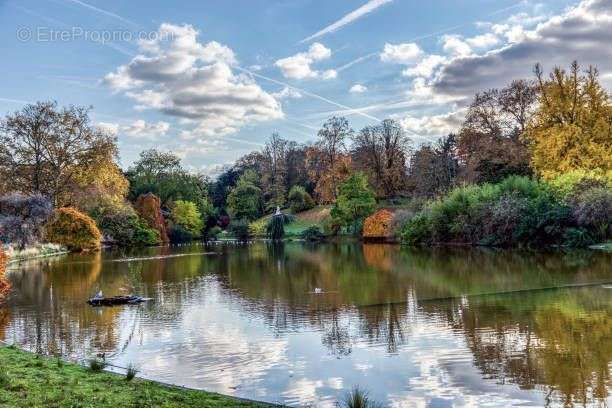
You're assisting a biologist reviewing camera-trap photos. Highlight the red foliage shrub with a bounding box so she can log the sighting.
[134,193,169,243]
[363,209,396,240]
[46,207,102,251]
[0,247,11,302]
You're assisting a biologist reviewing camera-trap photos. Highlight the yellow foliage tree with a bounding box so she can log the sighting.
[46,207,102,252]
[68,147,129,212]
[525,62,612,179]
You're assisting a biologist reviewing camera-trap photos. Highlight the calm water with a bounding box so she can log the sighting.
[2,243,611,407]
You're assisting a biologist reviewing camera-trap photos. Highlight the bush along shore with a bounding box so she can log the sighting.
[0,345,274,408]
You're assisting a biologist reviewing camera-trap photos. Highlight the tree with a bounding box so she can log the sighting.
[171,200,204,236]
[526,61,612,179]
[352,119,410,198]
[0,193,53,248]
[227,170,263,221]
[331,172,376,234]
[126,149,210,212]
[211,166,242,209]
[287,185,315,213]
[261,133,289,210]
[407,134,459,198]
[310,117,353,202]
[0,101,118,206]
[457,80,537,183]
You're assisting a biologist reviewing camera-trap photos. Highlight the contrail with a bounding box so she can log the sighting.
[336,2,525,73]
[300,0,393,44]
[64,0,138,27]
[235,65,382,122]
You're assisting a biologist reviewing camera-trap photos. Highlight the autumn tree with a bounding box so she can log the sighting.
[407,134,459,198]
[0,101,118,206]
[306,117,353,203]
[352,119,410,198]
[457,80,537,183]
[526,61,612,179]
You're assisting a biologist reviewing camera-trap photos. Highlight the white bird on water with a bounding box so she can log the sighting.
[314,288,323,294]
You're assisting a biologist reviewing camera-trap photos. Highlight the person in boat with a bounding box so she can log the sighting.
[94,290,103,299]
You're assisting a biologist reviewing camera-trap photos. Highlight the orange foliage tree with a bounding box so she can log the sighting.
[0,246,11,301]
[134,193,169,243]
[46,207,102,251]
[363,209,396,239]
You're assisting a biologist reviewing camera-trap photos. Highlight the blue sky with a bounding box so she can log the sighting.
[1,0,610,174]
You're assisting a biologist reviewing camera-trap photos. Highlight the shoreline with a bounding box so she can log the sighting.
[0,344,278,407]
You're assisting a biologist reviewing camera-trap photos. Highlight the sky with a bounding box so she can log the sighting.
[1,0,611,175]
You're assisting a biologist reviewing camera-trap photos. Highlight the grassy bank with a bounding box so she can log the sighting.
[0,346,271,407]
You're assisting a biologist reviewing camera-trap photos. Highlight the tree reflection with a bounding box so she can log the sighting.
[427,288,611,406]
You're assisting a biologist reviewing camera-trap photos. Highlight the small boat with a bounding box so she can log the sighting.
[87,295,151,307]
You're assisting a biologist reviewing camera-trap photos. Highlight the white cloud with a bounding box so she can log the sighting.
[274,43,336,80]
[380,42,423,64]
[349,84,368,93]
[432,0,612,99]
[402,54,446,78]
[97,120,170,140]
[398,109,466,138]
[123,120,170,138]
[441,35,472,57]
[104,23,282,138]
[465,33,500,49]
[300,0,392,43]
[272,86,303,99]
[97,122,120,135]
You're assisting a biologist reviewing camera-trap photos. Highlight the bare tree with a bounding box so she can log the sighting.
[352,119,410,198]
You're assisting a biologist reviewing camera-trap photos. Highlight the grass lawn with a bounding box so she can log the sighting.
[0,346,272,408]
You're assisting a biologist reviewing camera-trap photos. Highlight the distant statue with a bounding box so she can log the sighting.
[268,206,285,241]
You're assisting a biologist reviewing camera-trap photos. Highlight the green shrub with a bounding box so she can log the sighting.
[342,387,381,408]
[300,226,325,241]
[46,207,101,252]
[205,226,222,241]
[400,176,579,247]
[288,186,315,213]
[562,227,595,248]
[96,203,160,246]
[168,224,194,243]
[126,364,138,381]
[400,213,432,245]
[248,218,267,237]
[88,358,107,372]
[229,219,251,242]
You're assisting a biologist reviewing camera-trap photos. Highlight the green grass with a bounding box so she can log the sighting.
[0,346,272,407]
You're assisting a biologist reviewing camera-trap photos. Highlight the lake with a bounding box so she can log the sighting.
[2,242,611,407]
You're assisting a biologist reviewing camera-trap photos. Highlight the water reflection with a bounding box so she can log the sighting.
[1,243,610,406]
